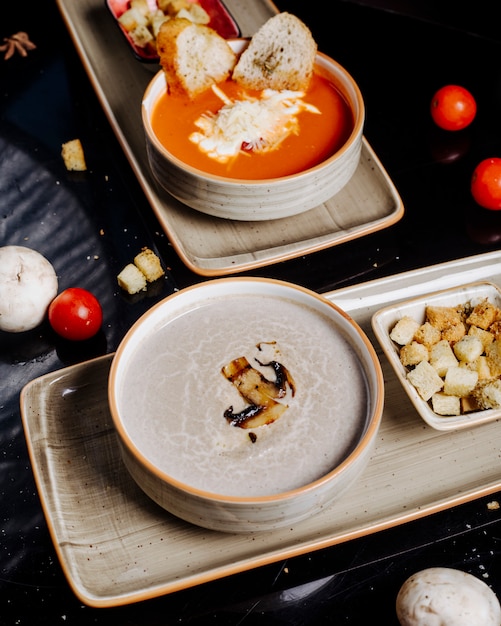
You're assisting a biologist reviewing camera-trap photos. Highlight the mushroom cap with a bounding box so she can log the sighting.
[0,245,58,332]
[396,567,501,626]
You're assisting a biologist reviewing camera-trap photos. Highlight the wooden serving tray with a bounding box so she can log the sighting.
[56,0,403,276]
[20,251,501,607]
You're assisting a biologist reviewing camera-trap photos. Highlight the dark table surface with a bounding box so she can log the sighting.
[2,1,501,623]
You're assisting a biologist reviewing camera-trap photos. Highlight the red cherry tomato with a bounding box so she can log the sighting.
[430,85,477,131]
[471,158,501,211]
[48,287,103,341]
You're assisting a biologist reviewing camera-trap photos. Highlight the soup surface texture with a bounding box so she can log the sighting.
[151,73,354,180]
[117,294,370,497]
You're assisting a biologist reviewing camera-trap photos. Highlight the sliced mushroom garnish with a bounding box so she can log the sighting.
[222,355,295,429]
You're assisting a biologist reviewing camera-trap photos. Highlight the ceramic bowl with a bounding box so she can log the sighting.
[372,281,501,431]
[108,277,384,533]
[141,40,365,221]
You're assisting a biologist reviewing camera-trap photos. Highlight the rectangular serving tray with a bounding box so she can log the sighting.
[56,0,404,276]
[20,250,501,607]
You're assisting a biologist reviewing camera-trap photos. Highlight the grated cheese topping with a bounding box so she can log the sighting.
[189,85,320,163]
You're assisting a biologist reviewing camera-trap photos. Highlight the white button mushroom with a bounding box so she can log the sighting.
[396,567,501,626]
[0,245,58,333]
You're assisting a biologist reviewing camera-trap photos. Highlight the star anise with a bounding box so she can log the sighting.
[0,32,36,61]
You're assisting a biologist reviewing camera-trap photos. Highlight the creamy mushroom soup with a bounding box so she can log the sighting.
[117,293,370,497]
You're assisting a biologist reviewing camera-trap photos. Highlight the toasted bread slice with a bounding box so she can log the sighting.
[156,18,237,99]
[232,12,317,92]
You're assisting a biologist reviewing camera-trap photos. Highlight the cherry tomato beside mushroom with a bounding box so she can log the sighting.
[471,158,501,211]
[430,85,477,131]
[48,287,103,341]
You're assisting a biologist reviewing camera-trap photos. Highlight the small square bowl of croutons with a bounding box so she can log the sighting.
[371,280,501,431]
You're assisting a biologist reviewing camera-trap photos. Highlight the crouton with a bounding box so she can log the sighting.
[486,339,501,377]
[453,335,484,363]
[466,298,501,329]
[461,394,481,413]
[407,360,444,401]
[399,341,429,367]
[390,316,420,346]
[429,339,458,377]
[468,324,495,350]
[472,378,501,409]
[488,320,501,340]
[413,322,441,348]
[441,322,466,344]
[425,305,463,331]
[133,247,165,282]
[177,4,210,24]
[61,139,87,171]
[431,392,461,416]
[443,366,478,397]
[117,264,147,295]
[158,0,192,15]
[118,5,149,31]
[462,355,492,380]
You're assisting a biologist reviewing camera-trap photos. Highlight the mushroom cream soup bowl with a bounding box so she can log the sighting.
[108,278,384,533]
[141,39,365,221]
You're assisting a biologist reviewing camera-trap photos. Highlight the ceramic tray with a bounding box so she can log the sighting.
[20,250,501,608]
[55,0,404,276]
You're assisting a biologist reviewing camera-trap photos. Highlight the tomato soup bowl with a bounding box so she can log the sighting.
[141,40,365,221]
[108,277,384,533]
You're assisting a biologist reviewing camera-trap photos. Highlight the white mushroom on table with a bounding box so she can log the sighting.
[0,245,58,333]
[396,567,501,625]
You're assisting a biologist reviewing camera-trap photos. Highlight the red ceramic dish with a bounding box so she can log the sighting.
[106,0,240,62]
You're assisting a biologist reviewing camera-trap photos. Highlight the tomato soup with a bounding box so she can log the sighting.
[151,72,354,180]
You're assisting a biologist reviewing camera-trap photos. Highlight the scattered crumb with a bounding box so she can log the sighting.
[487,500,500,510]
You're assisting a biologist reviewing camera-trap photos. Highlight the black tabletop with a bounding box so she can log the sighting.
[2,1,501,624]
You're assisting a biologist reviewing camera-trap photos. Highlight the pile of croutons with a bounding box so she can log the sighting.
[118,0,210,52]
[117,247,165,294]
[390,297,501,416]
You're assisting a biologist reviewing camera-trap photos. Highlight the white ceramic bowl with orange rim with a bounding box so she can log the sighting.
[141,39,365,221]
[108,277,384,533]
